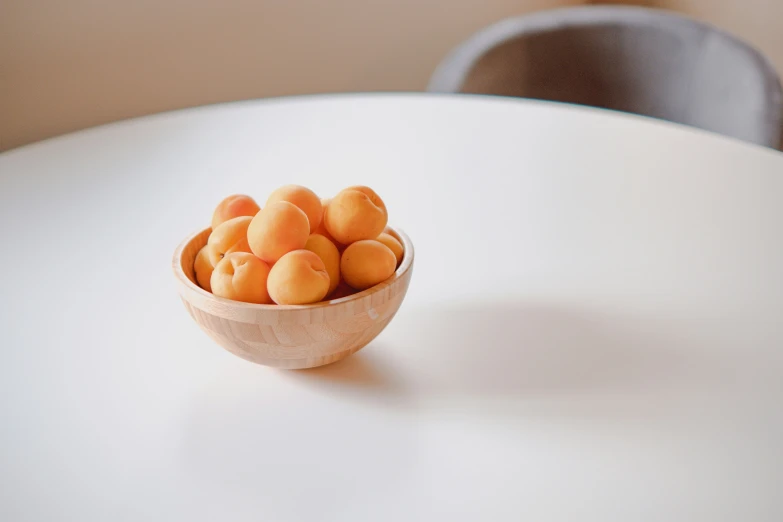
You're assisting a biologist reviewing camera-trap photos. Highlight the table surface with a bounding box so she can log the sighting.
[1,93,782,521]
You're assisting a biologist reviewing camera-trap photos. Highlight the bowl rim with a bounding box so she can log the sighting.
[172,225,414,311]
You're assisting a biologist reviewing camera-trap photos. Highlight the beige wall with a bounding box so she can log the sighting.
[1,0,781,151]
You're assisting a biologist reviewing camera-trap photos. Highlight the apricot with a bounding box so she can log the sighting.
[193,245,214,292]
[267,250,330,305]
[376,232,404,265]
[324,186,387,244]
[207,216,253,266]
[265,185,322,233]
[313,197,340,246]
[210,252,272,304]
[304,234,340,296]
[341,240,396,290]
[247,201,310,263]
[211,194,260,229]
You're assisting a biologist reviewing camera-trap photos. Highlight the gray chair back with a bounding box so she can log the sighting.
[428,6,783,148]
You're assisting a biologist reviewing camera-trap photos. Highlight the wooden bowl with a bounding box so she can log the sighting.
[172,227,414,369]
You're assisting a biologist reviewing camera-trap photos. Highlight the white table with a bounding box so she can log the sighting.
[1,94,782,521]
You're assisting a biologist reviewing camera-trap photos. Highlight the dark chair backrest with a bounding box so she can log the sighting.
[428,6,783,148]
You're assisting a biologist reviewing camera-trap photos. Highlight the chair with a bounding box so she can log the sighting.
[428,6,783,148]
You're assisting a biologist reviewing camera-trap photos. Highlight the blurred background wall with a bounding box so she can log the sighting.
[1,0,781,150]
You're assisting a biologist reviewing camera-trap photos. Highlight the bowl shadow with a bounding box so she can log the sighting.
[404,300,715,395]
[290,299,719,398]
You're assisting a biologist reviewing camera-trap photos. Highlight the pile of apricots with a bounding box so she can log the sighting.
[193,185,404,305]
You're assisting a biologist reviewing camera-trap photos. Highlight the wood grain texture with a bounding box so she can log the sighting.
[172,226,414,369]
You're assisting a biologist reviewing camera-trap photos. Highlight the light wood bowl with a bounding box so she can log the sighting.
[172,227,414,369]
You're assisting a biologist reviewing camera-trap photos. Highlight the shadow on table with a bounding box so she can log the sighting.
[179,299,719,518]
[290,299,711,397]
